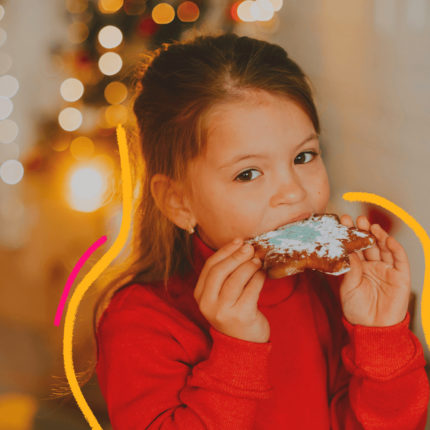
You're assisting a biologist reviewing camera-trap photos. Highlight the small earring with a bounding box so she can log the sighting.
[187,223,195,234]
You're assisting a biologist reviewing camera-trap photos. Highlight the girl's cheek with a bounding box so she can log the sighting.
[300,167,327,196]
[315,178,330,208]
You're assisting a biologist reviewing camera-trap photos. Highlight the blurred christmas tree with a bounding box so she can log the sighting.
[22,0,229,214]
[57,0,213,108]
[24,0,282,213]
[26,0,226,178]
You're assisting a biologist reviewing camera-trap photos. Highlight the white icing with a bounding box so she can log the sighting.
[248,214,373,259]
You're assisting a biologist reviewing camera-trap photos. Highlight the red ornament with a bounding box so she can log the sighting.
[22,148,45,172]
[229,1,241,22]
[138,16,158,37]
[364,204,395,235]
[75,50,91,66]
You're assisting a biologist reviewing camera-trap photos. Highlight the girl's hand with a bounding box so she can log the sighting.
[338,214,411,327]
[193,239,270,343]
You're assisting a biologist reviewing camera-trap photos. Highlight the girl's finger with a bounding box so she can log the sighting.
[340,214,364,261]
[197,243,255,304]
[235,269,266,311]
[370,224,394,266]
[340,252,363,296]
[386,236,410,278]
[356,215,381,261]
[218,258,262,305]
[340,214,354,227]
[194,238,244,301]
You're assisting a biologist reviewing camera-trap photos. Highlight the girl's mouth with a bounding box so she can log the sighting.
[274,212,312,230]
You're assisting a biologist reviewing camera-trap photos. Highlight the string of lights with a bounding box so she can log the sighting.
[0,3,23,185]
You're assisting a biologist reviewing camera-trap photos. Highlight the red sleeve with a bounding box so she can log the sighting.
[324,275,430,430]
[95,287,273,429]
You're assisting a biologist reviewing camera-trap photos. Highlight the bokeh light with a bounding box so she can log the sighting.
[98,25,123,49]
[0,97,13,120]
[0,28,7,47]
[104,81,127,104]
[105,104,128,127]
[0,159,24,185]
[0,53,12,74]
[237,1,255,22]
[0,75,19,98]
[0,119,18,144]
[98,0,123,14]
[270,0,283,12]
[60,78,84,102]
[66,0,88,14]
[68,22,90,44]
[152,3,175,24]
[66,164,108,212]
[98,52,123,75]
[255,0,275,21]
[177,1,199,22]
[237,0,280,22]
[58,107,83,131]
[0,5,4,21]
[70,136,95,160]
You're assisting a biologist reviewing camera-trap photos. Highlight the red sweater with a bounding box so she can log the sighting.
[96,232,429,429]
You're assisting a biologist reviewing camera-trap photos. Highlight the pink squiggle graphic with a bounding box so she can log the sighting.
[54,235,107,327]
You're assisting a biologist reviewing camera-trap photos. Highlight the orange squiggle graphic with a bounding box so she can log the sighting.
[63,124,132,429]
[343,192,430,353]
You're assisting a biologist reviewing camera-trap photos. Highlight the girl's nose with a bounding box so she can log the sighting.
[269,171,306,206]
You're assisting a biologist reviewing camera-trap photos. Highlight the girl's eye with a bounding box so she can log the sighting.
[294,151,319,165]
[235,168,262,182]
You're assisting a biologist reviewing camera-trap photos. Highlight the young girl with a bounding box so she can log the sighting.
[94,32,429,429]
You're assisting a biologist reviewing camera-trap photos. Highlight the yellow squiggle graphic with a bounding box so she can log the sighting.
[63,125,132,429]
[343,192,430,353]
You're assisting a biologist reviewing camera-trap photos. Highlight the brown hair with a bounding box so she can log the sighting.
[56,30,320,394]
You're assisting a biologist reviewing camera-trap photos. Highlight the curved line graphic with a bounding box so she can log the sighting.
[54,236,107,327]
[343,192,430,353]
[63,125,132,429]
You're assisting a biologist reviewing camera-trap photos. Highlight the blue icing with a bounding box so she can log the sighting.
[269,224,320,245]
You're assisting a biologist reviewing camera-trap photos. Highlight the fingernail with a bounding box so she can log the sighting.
[241,244,252,253]
[251,257,261,265]
[233,238,242,245]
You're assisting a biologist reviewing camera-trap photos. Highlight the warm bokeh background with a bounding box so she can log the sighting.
[0,0,429,428]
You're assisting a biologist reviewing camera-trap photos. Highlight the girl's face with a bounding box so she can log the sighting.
[186,91,330,250]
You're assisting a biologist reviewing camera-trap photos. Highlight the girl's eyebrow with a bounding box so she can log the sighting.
[218,132,318,170]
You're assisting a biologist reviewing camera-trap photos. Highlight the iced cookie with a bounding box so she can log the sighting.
[245,213,376,279]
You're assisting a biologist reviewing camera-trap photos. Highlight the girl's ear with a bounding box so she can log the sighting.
[150,174,195,231]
